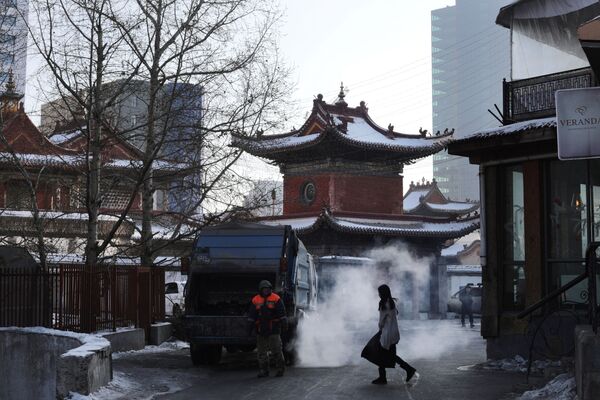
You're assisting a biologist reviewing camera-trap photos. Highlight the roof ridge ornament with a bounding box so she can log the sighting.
[335,82,348,107]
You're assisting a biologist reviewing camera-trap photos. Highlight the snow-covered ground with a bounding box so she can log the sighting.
[479,355,562,375]
[517,373,577,400]
[67,340,193,400]
[111,340,189,360]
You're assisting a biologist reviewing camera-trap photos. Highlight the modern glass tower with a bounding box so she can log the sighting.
[0,0,28,94]
[431,0,510,201]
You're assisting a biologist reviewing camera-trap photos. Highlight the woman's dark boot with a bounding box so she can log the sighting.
[405,366,416,382]
[396,356,416,382]
[371,367,387,384]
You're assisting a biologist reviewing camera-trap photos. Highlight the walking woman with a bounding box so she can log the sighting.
[364,284,416,385]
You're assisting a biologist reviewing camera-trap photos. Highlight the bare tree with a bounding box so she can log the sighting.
[104,0,292,265]
[21,0,292,266]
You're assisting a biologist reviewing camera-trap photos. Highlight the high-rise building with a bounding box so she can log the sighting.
[0,0,28,94]
[431,1,510,201]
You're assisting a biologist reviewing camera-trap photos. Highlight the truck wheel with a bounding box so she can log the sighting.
[206,345,222,365]
[190,343,206,366]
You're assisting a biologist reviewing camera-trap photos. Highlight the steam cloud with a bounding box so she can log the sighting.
[296,243,474,367]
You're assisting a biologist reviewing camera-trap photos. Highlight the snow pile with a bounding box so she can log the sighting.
[517,373,577,400]
[481,355,561,374]
[112,340,189,359]
[0,326,110,358]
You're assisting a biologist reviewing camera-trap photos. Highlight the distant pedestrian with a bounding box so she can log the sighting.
[459,284,475,328]
[247,280,287,378]
[361,284,417,385]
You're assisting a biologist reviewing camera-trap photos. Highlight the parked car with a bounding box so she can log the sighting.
[183,221,318,365]
[447,283,482,315]
[165,281,186,316]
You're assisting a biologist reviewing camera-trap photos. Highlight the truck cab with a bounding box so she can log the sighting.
[183,222,317,365]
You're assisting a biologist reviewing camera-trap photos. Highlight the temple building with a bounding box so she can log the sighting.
[232,88,480,317]
[0,76,191,262]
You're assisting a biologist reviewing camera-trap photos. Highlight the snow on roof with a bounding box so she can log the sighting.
[331,114,449,150]
[105,158,189,172]
[231,98,452,158]
[131,221,195,241]
[259,211,479,239]
[403,189,430,212]
[0,152,187,172]
[441,241,468,257]
[426,201,479,213]
[259,216,319,231]
[0,152,84,167]
[456,116,556,142]
[446,264,481,273]
[331,215,479,237]
[0,210,126,222]
[48,130,83,145]
[233,133,321,153]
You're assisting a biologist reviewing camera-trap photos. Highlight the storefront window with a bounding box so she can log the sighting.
[547,159,600,308]
[503,165,526,309]
[592,159,600,241]
[548,160,588,260]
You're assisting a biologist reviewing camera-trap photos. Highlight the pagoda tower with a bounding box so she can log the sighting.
[232,88,479,317]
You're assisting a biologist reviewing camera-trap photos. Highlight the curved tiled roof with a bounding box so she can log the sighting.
[231,97,453,160]
[260,209,480,239]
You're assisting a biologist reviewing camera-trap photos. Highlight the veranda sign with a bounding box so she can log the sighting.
[556,87,600,160]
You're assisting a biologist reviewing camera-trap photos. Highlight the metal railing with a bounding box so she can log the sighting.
[503,67,596,124]
[0,264,166,335]
[518,241,600,333]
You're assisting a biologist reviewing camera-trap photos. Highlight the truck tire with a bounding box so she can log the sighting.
[190,343,205,366]
[190,344,222,365]
[205,345,222,365]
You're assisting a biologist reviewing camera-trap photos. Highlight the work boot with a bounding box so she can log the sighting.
[405,367,416,382]
[257,370,269,378]
[275,369,285,377]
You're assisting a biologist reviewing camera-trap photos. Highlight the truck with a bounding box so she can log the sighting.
[183,221,318,365]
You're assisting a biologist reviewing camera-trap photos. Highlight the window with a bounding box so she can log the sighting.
[546,159,600,307]
[153,189,167,211]
[548,160,588,259]
[503,165,526,309]
[300,181,316,205]
[6,180,32,209]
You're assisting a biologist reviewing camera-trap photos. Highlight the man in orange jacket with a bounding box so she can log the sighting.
[247,280,287,377]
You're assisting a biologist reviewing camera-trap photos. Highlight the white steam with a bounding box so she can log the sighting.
[296,243,475,368]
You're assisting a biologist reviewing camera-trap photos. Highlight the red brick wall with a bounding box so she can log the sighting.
[283,173,404,215]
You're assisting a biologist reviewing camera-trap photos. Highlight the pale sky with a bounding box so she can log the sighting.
[242,0,456,190]
[24,0,456,192]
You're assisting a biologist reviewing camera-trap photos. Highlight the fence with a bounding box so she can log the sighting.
[0,264,165,335]
[503,67,596,124]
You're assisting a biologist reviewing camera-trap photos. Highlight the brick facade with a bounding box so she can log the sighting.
[283,173,403,214]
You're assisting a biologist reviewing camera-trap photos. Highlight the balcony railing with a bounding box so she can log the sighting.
[503,67,597,124]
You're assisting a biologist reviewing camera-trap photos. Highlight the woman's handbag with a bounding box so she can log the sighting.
[360,331,395,368]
